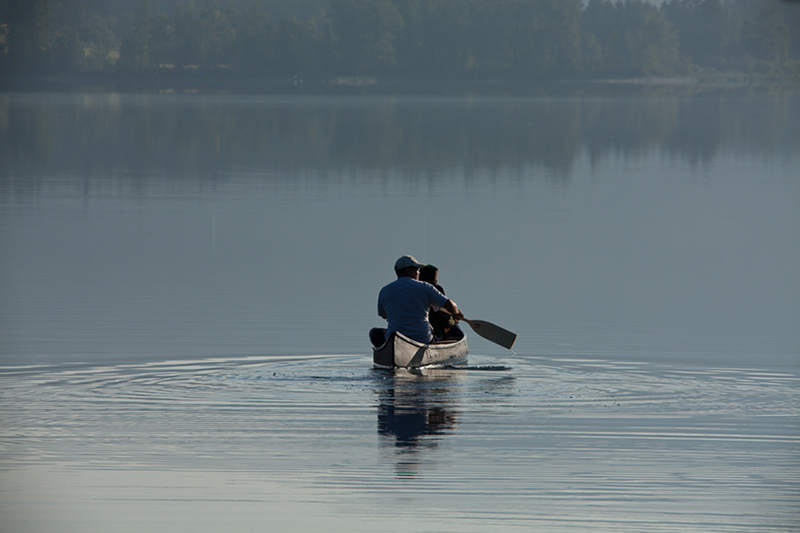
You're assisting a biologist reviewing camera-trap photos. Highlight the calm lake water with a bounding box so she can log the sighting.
[1,88,799,532]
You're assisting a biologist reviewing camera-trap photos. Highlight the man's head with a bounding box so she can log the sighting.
[394,255,425,279]
[419,264,438,285]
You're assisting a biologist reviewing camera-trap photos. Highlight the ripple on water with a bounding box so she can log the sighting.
[1,353,798,532]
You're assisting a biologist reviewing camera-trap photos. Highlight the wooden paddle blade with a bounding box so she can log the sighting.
[464,319,517,349]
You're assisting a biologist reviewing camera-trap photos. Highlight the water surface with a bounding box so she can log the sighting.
[1,90,798,531]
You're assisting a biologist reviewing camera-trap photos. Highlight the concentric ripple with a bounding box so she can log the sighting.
[1,353,798,532]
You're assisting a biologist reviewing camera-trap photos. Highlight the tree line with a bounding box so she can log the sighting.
[1,0,798,81]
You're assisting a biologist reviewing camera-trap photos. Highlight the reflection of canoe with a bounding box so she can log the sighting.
[370,328,468,369]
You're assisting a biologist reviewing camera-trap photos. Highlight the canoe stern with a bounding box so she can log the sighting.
[371,329,468,369]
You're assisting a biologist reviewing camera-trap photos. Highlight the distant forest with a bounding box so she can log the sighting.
[1,0,798,82]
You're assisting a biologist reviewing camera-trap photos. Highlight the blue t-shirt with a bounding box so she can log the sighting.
[378,277,449,343]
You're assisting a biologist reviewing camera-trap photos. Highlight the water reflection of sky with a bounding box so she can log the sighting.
[1,92,798,368]
[2,90,799,533]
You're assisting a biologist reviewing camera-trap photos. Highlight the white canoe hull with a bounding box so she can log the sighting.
[371,328,468,369]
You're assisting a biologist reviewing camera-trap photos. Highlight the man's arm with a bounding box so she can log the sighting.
[377,293,387,319]
[441,299,464,321]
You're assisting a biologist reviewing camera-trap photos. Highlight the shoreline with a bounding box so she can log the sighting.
[2,70,798,96]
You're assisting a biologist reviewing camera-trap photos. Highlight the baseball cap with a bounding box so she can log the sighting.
[394,255,425,271]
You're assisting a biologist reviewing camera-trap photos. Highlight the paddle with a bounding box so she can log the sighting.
[460,318,517,350]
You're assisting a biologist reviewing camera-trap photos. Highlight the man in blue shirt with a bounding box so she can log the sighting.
[378,255,464,343]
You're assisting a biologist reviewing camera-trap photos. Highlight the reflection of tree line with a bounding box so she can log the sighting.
[1,94,798,189]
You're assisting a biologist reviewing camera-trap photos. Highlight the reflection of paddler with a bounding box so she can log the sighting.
[377,368,462,449]
[378,401,458,448]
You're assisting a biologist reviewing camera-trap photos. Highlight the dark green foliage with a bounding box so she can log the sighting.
[741,4,790,70]
[2,0,56,71]
[0,0,797,80]
[582,0,680,77]
[393,0,470,78]
[329,0,404,74]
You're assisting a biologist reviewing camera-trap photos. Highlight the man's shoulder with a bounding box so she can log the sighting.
[380,277,434,294]
[382,277,441,292]
[383,277,418,287]
[408,278,438,292]
[379,277,405,296]
[380,277,404,289]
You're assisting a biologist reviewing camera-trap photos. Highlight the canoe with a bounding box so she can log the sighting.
[370,327,468,369]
